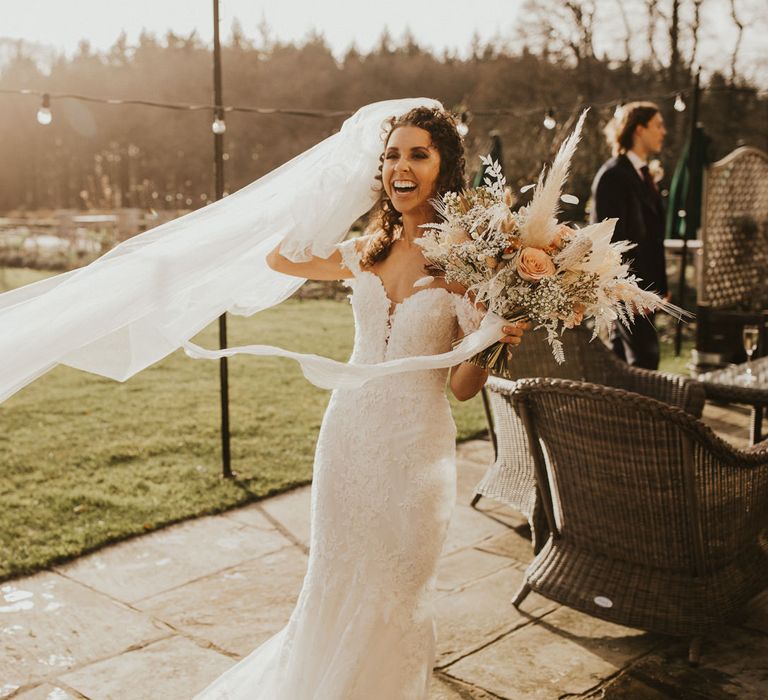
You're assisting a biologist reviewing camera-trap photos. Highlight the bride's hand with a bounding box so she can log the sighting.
[500,320,532,347]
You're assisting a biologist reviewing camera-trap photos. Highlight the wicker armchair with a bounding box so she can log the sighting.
[473,326,705,552]
[510,378,768,664]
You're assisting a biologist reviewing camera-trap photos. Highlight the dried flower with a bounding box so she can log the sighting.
[516,247,556,281]
[415,123,689,369]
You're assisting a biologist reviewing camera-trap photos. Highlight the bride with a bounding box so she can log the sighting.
[192,106,527,698]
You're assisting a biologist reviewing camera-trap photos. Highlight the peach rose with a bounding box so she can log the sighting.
[516,247,556,282]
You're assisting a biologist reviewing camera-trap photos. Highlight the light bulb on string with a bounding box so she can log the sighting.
[36,93,52,125]
[456,110,471,137]
[674,93,686,112]
[613,101,624,120]
[212,112,226,135]
[543,108,556,130]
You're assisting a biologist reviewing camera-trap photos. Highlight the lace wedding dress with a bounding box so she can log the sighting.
[194,237,483,699]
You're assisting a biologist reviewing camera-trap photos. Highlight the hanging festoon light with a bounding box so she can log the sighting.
[36,93,52,125]
[674,93,686,112]
[543,108,556,130]
[456,110,471,137]
[613,101,625,120]
[212,109,226,135]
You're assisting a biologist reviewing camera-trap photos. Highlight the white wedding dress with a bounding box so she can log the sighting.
[194,237,483,699]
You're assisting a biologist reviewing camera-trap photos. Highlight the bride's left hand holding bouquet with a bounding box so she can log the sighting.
[414,109,690,375]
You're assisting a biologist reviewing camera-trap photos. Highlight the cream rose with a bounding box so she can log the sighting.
[516,247,556,282]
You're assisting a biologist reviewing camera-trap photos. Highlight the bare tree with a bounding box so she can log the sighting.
[644,0,662,71]
[614,0,635,69]
[688,0,704,70]
[729,0,745,85]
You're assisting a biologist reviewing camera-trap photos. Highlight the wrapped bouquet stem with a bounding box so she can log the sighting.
[416,109,689,375]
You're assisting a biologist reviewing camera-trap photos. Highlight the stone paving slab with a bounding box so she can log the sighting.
[455,451,492,498]
[258,485,312,549]
[592,628,768,700]
[220,503,279,531]
[58,636,232,700]
[434,547,512,594]
[429,673,498,699]
[54,514,290,604]
[434,566,558,667]
[475,528,536,567]
[13,684,83,700]
[0,572,168,696]
[443,605,660,699]
[441,504,510,555]
[136,546,308,657]
[3,398,765,700]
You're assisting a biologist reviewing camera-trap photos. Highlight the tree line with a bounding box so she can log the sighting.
[0,0,765,217]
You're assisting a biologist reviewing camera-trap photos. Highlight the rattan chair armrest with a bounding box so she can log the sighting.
[484,375,522,398]
[744,438,768,457]
[604,362,706,416]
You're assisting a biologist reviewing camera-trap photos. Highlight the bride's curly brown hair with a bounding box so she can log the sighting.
[360,106,466,268]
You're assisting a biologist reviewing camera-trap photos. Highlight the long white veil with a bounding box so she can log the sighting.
[0,97,505,403]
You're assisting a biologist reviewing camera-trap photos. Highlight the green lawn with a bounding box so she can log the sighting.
[0,268,487,581]
[0,267,691,582]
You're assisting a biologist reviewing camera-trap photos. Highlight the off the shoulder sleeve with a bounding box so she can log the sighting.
[453,293,485,335]
[335,237,362,277]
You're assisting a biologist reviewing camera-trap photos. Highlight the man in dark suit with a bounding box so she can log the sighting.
[590,101,670,370]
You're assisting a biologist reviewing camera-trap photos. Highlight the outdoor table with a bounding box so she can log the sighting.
[698,356,768,445]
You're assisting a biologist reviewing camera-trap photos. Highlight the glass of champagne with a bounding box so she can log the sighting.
[742,324,760,382]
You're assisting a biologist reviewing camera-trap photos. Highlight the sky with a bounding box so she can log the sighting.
[0,0,522,60]
[1,0,766,84]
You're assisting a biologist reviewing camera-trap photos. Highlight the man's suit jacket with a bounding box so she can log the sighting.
[589,153,668,296]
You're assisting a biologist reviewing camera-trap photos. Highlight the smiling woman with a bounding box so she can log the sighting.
[191,102,525,700]
[360,106,466,269]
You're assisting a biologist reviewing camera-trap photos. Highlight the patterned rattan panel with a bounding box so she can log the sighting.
[699,147,768,309]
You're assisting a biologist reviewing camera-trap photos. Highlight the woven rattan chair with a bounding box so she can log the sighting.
[473,326,705,552]
[510,377,768,664]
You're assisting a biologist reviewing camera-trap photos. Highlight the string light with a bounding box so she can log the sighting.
[543,108,556,130]
[456,110,471,137]
[7,86,757,126]
[613,101,625,119]
[36,93,52,125]
[674,93,687,112]
[212,111,226,134]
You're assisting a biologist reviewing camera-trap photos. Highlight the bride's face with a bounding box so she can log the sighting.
[382,126,441,216]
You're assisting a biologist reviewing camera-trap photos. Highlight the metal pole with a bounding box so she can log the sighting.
[674,70,701,357]
[213,0,232,477]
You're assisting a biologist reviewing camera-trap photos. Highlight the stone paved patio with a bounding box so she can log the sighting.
[1,403,765,699]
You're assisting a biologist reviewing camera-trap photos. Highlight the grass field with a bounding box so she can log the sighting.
[0,267,692,581]
[0,268,488,581]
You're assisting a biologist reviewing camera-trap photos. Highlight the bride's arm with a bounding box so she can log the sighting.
[266,243,354,281]
[449,290,529,400]
[447,286,489,401]
[449,322,527,401]
[449,360,490,402]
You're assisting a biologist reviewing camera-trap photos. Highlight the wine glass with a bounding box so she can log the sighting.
[742,325,760,382]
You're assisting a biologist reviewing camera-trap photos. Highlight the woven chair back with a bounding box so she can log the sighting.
[502,325,610,382]
[513,379,743,574]
[699,146,768,309]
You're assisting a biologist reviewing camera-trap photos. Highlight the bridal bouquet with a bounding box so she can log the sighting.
[415,109,688,373]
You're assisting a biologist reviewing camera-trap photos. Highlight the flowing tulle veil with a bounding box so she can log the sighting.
[0,97,507,402]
